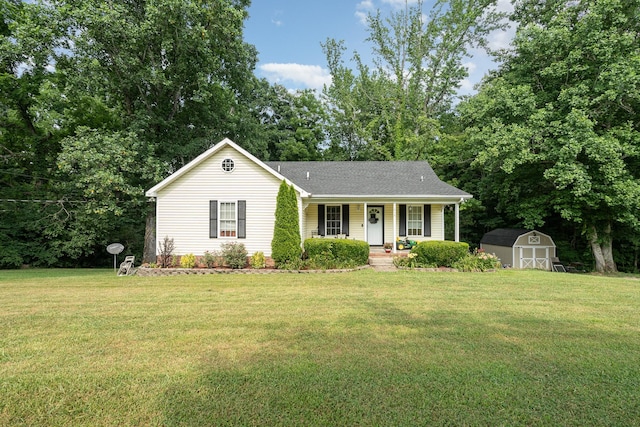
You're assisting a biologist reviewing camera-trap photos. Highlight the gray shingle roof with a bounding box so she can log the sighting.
[480,228,531,247]
[265,161,470,198]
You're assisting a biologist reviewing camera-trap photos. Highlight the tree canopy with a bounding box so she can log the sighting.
[459,0,640,272]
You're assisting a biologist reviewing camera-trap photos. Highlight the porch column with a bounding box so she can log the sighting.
[363,202,368,244]
[454,202,460,242]
[393,202,397,254]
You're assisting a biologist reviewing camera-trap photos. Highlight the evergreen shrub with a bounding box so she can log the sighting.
[412,241,469,267]
[271,182,302,267]
[304,238,369,268]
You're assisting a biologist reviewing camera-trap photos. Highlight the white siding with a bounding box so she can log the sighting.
[155,146,282,256]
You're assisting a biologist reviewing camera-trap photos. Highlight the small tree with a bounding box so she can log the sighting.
[271,181,302,266]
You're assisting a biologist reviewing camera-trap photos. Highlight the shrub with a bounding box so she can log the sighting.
[271,181,302,266]
[304,238,369,269]
[220,241,247,269]
[157,236,175,268]
[180,253,196,268]
[203,251,218,268]
[250,251,266,269]
[393,253,420,268]
[411,241,469,268]
[453,249,501,272]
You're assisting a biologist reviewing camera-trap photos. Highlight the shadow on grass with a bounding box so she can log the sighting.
[160,307,640,426]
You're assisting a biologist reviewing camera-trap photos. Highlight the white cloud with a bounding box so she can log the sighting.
[463,61,477,74]
[259,63,332,91]
[381,0,419,7]
[356,0,375,25]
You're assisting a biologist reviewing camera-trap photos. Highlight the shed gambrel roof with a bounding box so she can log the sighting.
[266,161,471,199]
[480,228,532,247]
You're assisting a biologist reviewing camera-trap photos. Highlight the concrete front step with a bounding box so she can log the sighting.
[368,256,396,271]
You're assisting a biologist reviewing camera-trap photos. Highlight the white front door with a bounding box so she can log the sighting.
[367,206,384,245]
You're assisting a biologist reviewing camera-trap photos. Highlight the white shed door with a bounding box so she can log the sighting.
[519,247,549,270]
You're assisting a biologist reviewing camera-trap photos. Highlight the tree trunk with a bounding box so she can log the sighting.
[142,202,156,264]
[588,224,617,273]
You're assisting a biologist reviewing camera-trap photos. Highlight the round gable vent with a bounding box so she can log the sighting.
[221,158,235,172]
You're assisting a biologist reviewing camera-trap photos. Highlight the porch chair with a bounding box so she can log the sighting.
[117,255,136,276]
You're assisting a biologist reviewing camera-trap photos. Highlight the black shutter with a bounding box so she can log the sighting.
[318,204,325,236]
[399,204,406,236]
[238,200,246,239]
[342,204,349,235]
[209,200,217,238]
[423,204,431,237]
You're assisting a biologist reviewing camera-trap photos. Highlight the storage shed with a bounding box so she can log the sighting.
[480,228,556,270]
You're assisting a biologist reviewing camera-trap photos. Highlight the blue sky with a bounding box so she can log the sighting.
[244,0,515,95]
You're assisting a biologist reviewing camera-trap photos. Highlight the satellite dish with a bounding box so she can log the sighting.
[107,243,124,255]
[107,243,125,273]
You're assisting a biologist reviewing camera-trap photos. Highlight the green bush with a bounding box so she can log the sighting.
[250,251,266,269]
[203,251,218,268]
[411,241,469,268]
[220,242,248,269]
[304,238,369,268]
[180,253,197,268]
[271,181,302,266]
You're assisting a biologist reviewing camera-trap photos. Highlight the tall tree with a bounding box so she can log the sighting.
[461,0,640,272]
[322,0,505,160]
[0,0,258,266]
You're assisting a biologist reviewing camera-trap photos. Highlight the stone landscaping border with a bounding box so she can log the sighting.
[135,265,371,276]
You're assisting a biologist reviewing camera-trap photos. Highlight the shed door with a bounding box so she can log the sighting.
[519,247,550,270]
[367,206,384,246]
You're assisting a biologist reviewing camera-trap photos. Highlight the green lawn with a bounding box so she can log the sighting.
[1,269,639,426]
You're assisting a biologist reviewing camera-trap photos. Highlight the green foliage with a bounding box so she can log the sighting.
[304,238,370,268]
[460,0,640,272]
[452,250,501,272]
[412,241,470,268]
[179,253,196,269]
[203,251,218,268]
[321,0,506,160]
[220,242,247,269]
[250,251,266,269]
[271,181,302,266]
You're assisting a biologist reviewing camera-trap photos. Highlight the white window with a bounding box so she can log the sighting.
[221,158,235,172]
[407,205,423,236]
[326,205,341,236]
[219,202,237,237]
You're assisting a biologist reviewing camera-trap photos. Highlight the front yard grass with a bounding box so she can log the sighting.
[1,269,639,426]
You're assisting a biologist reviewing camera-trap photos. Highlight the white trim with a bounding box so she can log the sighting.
[146,138,309,198]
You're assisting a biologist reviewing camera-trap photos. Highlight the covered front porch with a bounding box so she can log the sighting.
[301,200,466,254]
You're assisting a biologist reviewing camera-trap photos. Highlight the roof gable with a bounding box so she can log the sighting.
[146,139,306,197]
